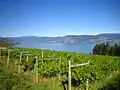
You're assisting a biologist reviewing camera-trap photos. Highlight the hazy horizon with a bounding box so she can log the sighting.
[0,32,120,38]
[0,0,120,37]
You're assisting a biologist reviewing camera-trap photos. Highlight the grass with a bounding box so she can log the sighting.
[89,70,120,90]
[0,67,33,90]
[0,65,63,90]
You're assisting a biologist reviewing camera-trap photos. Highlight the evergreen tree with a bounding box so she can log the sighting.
[93,44,100,54]
[93,42,120,56]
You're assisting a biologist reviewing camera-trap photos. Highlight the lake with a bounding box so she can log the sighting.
[14,42,96,54]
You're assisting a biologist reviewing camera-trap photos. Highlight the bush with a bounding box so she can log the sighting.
[98,70,120,90]
[0,67,33,90]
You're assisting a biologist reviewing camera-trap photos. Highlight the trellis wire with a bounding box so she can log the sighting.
[34,55,61,84]
[0,48,10,68]
[18,51,31,74]
[68,60,89,90]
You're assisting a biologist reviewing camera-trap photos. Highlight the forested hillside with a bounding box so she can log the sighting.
[93,42,120,56]
[0,37,17,46]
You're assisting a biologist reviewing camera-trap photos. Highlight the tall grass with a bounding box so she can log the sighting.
[0,67,33,90]
[89,70,120,90]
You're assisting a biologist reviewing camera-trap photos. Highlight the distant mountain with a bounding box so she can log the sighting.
[6,33,120,44]
[94,33,120,44]
[0,37,18,46]
[63,35,96,43]
[96,33,120,38]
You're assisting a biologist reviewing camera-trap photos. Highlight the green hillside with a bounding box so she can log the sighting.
[0,46,120,90]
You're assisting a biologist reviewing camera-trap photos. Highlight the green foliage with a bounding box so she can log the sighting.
[98,71,120,90]
[93,42,120,56]
[90,70,120,90]
[109,44,120,56]
[0,67,33,90]
[1,46,120,89]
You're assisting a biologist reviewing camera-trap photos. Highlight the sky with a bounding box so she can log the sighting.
[0,0,120,37]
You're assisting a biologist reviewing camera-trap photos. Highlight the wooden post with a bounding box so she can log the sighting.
[26,51,28,62]
[7,49,10,68]
[59,58,61,80]
[15,60,17,69]
[0,50,1,59]
[42,52,44,58]
[68,61,89,90]
[26,55,28,62]
[49,52,50,57]
[35,56,38,84]
[53,77,54,90]
[41,52,44,66]
[18,53,22,74]
[86,79,89,90]
[68,60,71,90]
[34,60,36,72]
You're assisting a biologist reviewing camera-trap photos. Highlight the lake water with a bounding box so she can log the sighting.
[14,42,96,54]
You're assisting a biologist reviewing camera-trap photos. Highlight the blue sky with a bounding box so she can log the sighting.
[0,0,120,37]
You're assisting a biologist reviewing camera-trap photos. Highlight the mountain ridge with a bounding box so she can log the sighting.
[0,37,18,46]
[5,33,120,44]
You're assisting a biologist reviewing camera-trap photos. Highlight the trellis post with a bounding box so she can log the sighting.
[26,51,28,62]
[7,49,10,68]
[35,56,38,84]
[59,57,61,79]
[0,47,7,62]
[68,60,89,90]
[86,78,89,90]
[18,52,22,74]
[42,52,44,58]
[68,60,71,90]
[0,49,1,59]
[18,52,31,73]
[36,57,61,84]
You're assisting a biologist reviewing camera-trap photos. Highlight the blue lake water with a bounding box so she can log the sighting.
[14,42,96,54]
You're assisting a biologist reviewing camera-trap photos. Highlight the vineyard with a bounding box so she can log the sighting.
[0,46,120,90]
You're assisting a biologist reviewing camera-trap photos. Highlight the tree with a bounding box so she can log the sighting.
[93,42,120,56]
[109,44,118,56]
[93,42,110,55]
[93,44,100,54]
[102,42,110,55]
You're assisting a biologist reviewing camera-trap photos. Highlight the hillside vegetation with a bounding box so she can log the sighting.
[98,70,120,90]
[0,46,120,90]
[0,67,33,90]
[89,70,120,90]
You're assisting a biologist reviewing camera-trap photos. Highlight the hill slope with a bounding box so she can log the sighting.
[6,33,120,43]
[0,37,17,46]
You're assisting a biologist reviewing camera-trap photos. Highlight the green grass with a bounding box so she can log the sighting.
[0,66,63,90]
[0,67,33,90]
[89,70,120,90]
[98,70,120,90]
